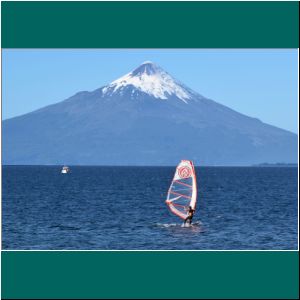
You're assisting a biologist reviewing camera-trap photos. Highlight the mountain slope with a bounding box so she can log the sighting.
[2,62,298,165]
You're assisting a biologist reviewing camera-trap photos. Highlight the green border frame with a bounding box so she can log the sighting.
[2,251,299,299]
[1,1,299,299]
[1,1,299,48]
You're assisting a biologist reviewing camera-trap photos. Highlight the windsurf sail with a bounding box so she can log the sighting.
[165,160,197,220]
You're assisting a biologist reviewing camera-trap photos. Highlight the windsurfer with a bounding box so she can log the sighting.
[184,206,195,225]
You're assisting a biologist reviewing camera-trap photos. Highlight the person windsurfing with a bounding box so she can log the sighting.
[184,206,195,225]
[165,160,197,226]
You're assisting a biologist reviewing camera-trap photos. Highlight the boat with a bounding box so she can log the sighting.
[61,166,70,174]
[165,160,197,222]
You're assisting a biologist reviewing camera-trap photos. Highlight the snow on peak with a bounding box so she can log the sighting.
[102,62,193,102]
[141,60,154,64]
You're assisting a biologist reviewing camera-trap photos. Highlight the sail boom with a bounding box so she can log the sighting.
[169,191,192,199]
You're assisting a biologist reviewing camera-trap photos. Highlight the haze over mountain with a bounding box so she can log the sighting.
[2,61,297,165]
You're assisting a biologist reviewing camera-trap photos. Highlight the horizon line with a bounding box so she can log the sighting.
[2,163,298,168]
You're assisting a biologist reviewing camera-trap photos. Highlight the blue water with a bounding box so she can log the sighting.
[2,166,298,250]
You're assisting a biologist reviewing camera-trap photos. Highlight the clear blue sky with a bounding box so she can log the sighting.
[2,49,298,133]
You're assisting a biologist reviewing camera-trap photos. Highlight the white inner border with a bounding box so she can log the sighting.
[0,47,298,252]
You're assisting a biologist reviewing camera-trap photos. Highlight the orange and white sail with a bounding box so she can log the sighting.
[165,160,197,220]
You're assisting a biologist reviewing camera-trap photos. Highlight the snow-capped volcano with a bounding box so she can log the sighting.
[102,61,195,102]
[2,61,297,165]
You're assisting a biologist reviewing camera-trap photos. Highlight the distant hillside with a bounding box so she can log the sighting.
[253,163,298,167]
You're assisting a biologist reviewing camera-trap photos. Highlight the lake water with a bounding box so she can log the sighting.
[2,166,298,250]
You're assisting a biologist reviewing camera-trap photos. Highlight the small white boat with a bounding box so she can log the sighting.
[61,166,70,174]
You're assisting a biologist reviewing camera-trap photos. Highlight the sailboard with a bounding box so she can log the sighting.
[165,160,197,220]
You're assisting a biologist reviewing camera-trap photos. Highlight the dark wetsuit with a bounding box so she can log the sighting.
[184,207,195,225]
